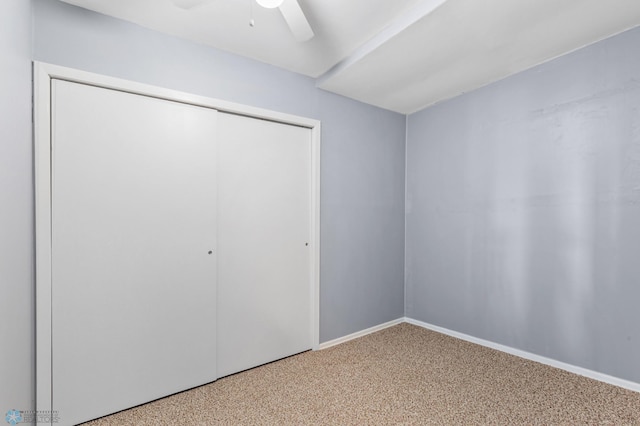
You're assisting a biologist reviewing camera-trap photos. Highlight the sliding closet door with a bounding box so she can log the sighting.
[217,113,312,377]
[51,80,218,425]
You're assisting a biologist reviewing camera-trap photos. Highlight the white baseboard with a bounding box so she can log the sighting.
[317,316,640,393]
[318,318,404,350]
[404,317,640,394]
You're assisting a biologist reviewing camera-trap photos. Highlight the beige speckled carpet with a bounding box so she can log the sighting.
[83,323,640,425]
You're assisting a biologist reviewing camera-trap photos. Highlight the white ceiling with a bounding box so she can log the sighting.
[60,0,640,114]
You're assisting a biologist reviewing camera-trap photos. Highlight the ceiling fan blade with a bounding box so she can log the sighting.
[279,0,314,42]
[172,0,211,9]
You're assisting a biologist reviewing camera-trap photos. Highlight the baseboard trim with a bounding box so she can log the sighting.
[318,318,404,350]
[404,317,640,394]
[316,317,640,393]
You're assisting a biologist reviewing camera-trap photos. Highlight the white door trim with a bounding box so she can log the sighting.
[34,61,321,416]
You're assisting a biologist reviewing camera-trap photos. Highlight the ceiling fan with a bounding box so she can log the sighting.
[172,0,314,42]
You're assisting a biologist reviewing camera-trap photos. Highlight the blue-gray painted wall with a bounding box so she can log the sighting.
[406,25,640,383]
[0,0,34,418]
[32,0,407,344]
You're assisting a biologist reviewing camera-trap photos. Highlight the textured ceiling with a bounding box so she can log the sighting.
[60,0,640,113]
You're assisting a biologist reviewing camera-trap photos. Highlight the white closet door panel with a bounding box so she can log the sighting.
[217,113,312,377]
[51,80,217,425]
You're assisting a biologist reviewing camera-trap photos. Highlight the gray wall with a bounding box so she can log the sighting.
[0,0,34,418]
[406,25,640,383]
[318,91,406,336]
[32,0,406,344]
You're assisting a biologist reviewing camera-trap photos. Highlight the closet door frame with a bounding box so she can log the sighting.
[34,62,321,417]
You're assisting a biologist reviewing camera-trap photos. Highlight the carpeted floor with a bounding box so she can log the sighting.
[83,323,640,425]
